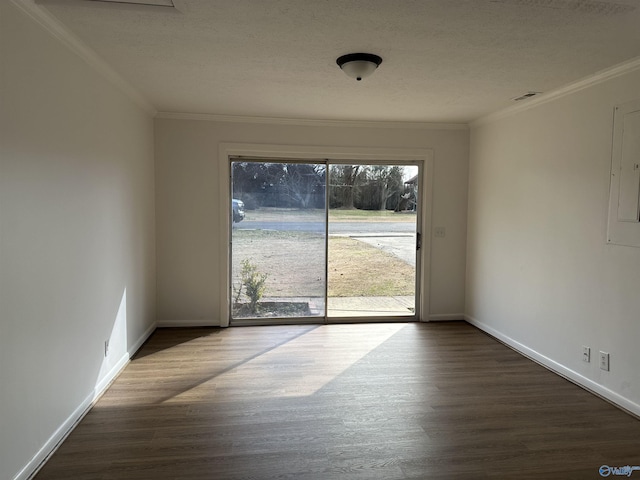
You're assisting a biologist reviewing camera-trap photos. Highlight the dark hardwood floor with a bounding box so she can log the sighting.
[35,322,640,479]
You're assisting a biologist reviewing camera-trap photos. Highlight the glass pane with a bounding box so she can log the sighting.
[231,161,326,320]
[328,164,418,317]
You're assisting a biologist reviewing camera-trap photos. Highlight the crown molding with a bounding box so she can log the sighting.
[471,55,640,128]
[155,111,469,130]
[10,0,157,115]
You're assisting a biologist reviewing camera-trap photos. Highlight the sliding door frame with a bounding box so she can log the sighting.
[325,159,422,324]
[219,143,434,327]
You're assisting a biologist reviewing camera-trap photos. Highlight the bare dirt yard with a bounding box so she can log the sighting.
[232,230,325,299]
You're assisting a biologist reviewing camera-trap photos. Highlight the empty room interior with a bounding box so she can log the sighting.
[3,0,640,479]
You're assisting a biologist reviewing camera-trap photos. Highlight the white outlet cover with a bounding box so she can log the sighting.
[599,351,610,371]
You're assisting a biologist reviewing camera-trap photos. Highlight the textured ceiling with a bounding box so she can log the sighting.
[38,0,640,123]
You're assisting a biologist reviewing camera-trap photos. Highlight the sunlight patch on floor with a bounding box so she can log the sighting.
[162,323,406,403]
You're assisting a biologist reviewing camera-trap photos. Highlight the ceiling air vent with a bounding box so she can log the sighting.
[512,91,541,102]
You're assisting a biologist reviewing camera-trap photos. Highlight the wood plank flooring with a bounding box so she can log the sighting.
[35,322,640,480]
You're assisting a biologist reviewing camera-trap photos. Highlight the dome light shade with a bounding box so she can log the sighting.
[336,53,382,81]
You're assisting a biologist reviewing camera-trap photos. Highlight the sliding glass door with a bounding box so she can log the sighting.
[327,164,418,318]
[231,161,327,321]
[230,158,420,324]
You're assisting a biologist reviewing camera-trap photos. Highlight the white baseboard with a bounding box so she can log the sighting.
[92,353,129,402]
[464,314,640,419]
[428,313,465,321]
[164,317,469,325]
[18,322,157,480]
[129,321,157,356]
[156,319,218,327]
[94,321,156,402]
[163,317,468,325]
[13,392,94,480]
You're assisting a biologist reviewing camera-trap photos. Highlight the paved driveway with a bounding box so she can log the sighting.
[349,234,416,267]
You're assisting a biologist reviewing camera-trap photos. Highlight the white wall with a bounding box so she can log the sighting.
[155,119,469,324]
[467,67,640,414]
[0,3,156,479]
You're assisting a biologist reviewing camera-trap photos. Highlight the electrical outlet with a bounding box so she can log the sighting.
[434,227,446,238]
[104,340,110,357]
[599,351,610,371]
[582,346,590,363]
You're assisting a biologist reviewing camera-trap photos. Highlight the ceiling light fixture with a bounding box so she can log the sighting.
[336,53,382,81]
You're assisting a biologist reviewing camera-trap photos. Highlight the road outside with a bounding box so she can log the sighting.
[236,220,415,234]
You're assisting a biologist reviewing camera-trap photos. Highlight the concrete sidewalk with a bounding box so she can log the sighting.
[264,296,415,317]
[327,295,414,317]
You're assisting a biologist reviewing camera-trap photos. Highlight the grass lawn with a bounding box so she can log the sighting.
[231,229,414,299]
[327,236,415,297]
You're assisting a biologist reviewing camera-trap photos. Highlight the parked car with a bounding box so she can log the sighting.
[232,199,245,223]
